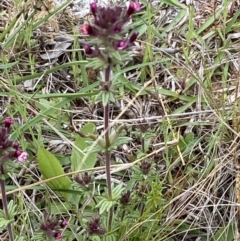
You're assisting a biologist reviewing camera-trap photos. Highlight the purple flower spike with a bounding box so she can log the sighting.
[127,2,141,16]
[90,2,97,16]
[4,117,14,128]
[17,151,28,163]
[129,31,139,43]
[88,218,105,235]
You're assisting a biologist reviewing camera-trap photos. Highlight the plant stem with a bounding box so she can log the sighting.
[104,65,113,230]
[0,165,14,241]
[104,65,112,200]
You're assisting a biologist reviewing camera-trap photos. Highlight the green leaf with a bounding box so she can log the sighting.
[172,99,196,114]
[212,223,234,241]
[163,9,187,32]
[14,237,25,241]
[225,9,240,34]
[91,236,102,241]
[112,184,124,200]
[0,217,12,228]
[102,92,110,107]
[197,8,223,35]
[71,123,97,171]
[157,88,179,98]
[0,61,18,69]
[132,23,147,37]
[185,132,194,143]
[159,0,186,8]
[97,198,116,215]
[7,200,17,218]
[37,148,72,201]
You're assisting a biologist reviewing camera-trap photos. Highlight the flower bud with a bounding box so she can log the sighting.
[13,142,19,149]
[53,231,62,240]
[120,190,131,205]
[129,31,138,43]
[127,2,141,16]
[4,117,14,128]
[83,45,94,55]
[114,24,122,33]
[60,220,68,228]
[90,2,97,16]
[140,161,151,175]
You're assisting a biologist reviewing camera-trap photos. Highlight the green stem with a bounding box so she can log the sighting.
[0,165,14,241]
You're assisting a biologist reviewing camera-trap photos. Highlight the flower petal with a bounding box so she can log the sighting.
[17,151,28,162]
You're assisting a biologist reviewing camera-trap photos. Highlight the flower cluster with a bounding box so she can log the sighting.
[40,215,68,240]
[79,2,141,54]
[88,218,105,235]
[140,161,151,175]
[138,119,149,133]
[120,190,131,205]
[75,172,92,187]
[0,117,28,163]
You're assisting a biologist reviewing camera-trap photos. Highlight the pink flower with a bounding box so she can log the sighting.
[17,151,28,162]
[127,2,141,16]
[117,41,128,50]
[79,24,95,35]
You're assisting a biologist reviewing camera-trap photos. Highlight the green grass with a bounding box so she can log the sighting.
[0,0,239,240]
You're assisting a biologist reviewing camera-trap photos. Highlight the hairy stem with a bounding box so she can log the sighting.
[0,165,14,241]
[104,65,113,230]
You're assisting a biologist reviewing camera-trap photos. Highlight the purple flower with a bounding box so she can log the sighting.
[117,41,128,50]
[84,45,93,55]
[138,119,149,133]
[40,215,65,240]
[13,142,19,149]
[75,172,92,186]
[114,24,122,32]
[129,31,139,43]
[79,3,139,44]
[90,2,97,16]
[53,231,63,240]
[127,2,141,16]
[60,220,68,228]
[4,117,14,128]
[140,161,151,175]
[17,151,28,163]
[78,2,140,58]
[120,190,131,205]
[88,218,105,235]
[79,24,95,35]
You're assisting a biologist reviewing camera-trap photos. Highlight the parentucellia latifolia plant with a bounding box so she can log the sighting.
[78,0,141,237]
[0,117,28,241]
